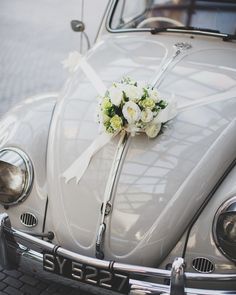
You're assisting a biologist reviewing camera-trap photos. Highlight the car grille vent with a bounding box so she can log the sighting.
[20,212,38,227]
[192,257,214,273]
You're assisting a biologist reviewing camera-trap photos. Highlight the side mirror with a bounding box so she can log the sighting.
[71,20,85,32]
[70,20,91,50]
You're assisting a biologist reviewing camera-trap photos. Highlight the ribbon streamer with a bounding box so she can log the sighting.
[63,132,113,183]
[74,56,107,96]
[62,51,107,96]
[178,87,236,113]
[62,52,110,183]
[155,100,177,123]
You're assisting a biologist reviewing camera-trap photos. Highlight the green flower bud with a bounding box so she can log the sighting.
[110,115,123,131]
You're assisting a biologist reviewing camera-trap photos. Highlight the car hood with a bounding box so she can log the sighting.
[47,33,236,267]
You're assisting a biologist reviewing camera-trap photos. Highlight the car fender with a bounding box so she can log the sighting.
[0,93,58,232]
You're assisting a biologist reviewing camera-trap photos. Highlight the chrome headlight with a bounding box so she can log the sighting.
[213,196,236,262]
[0,148,33,206]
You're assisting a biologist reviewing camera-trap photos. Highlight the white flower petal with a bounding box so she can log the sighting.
[150,88,161,102]
[141,109,153,123]
[145,123,161,138]
[124,85,143,101]
[122,101,141,124]
[109,86,123,106]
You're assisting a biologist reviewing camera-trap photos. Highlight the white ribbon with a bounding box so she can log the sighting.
[63,132,113,183]
[62,51,107,96]
[62,52,112,183]
[178,87,236,113]
[62,51,236,184]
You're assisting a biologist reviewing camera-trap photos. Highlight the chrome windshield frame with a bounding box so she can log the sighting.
[106,0,236,40]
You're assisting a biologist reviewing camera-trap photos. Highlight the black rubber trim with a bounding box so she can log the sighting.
[42,197,48,236]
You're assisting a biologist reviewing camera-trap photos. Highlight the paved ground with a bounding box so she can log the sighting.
[0,1,104,294]
[0,0,80,115]
[0,266,89,295]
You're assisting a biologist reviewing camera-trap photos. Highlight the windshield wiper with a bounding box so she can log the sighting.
[150,26,236,41]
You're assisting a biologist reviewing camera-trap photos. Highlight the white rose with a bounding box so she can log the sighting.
[145,123,161,138]
[149,88,160,102]
[122,101,141,124]
[109,86,123,106]
[124,85,143,101]
[141,109,153,123]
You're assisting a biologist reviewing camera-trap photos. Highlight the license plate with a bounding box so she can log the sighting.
[43,253,130,294]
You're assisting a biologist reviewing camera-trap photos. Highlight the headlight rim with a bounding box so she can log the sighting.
[213,195,236,262]
[0,147,34,206]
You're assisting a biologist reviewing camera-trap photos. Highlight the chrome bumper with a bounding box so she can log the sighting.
[0,213,236,295]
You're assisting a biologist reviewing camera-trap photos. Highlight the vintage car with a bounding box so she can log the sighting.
[0,0,236,294]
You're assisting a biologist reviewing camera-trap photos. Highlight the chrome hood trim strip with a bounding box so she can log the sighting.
[95,41,192,259]
[96,131,130,259]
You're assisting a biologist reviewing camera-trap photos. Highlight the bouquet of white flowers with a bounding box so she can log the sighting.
[98,77,168,138]
[64,75,177,183]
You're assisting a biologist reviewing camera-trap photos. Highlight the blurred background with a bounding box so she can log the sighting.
[0,0,108,116]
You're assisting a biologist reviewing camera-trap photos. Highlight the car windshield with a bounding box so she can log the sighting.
[110,0,236,35]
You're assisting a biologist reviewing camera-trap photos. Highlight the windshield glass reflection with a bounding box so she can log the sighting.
[110,0,236,35]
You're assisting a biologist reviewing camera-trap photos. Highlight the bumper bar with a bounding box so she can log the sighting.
[0,213,236,295]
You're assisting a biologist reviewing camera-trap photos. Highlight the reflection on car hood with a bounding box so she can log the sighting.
[47,33,236,266]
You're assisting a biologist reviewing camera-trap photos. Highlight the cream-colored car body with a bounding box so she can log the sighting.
[46,33,236,270]
[0,0,236,293]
